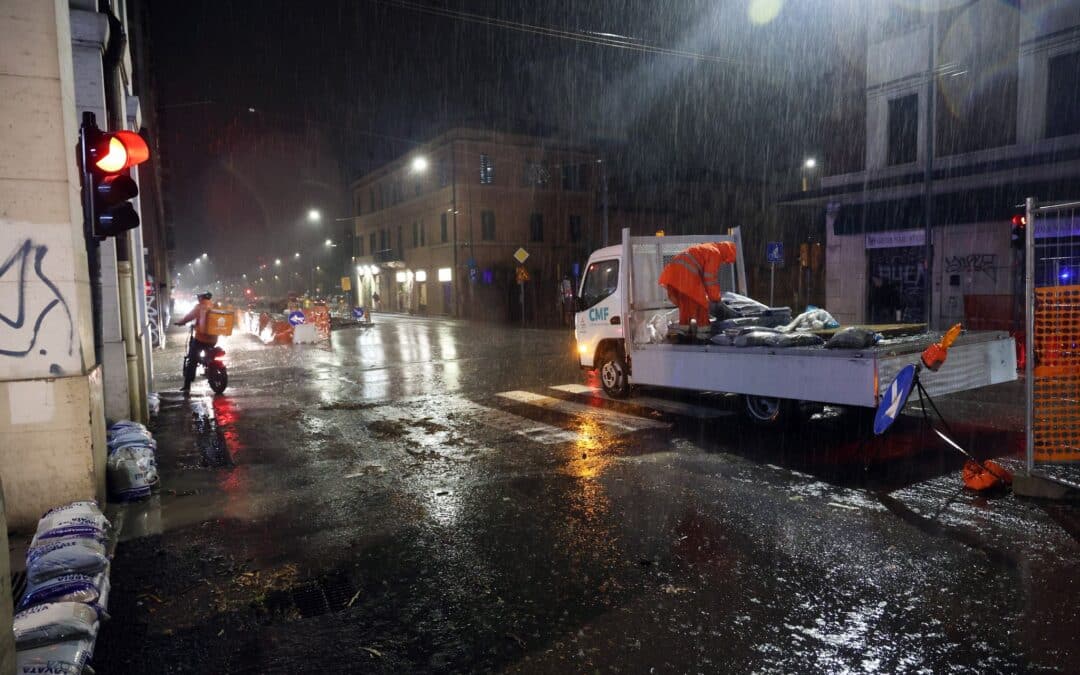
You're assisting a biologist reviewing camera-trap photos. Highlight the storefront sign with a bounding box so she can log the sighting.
[865,230,925,249]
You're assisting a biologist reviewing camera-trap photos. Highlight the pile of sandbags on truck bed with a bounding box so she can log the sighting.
[107,420,159,501]
[13,501,112,674]
[712,292,792,330]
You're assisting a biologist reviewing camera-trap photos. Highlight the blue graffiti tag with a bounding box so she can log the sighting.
[0,240,75,358]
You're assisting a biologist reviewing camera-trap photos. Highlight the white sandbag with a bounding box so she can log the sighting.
[26,537,109,584]
[13,602,99,650]
[16,638,94,674]
[19,568,110,614]
[778,307,840,333]
[35,503,109,542]
[107,444,158,500]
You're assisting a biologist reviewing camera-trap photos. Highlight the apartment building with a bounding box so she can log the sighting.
[783,0,1080,328]
[351,129,600,324]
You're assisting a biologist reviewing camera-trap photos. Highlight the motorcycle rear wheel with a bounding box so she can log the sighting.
[207,366,228,394]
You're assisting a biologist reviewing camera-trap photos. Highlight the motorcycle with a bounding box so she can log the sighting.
[183,328,228,394]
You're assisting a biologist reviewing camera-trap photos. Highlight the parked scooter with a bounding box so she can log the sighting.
[183,327,228,394]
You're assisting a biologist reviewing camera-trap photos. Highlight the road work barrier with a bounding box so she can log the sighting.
[245,308,331,346]
[1019,197,1080,499]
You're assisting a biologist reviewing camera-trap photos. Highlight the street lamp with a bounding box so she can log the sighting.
[201,252,208,259]
[274,258,281,266]
[308,209,321,223]
[411,156,428,172]
[294,252,300,259]
[801,157,819,192]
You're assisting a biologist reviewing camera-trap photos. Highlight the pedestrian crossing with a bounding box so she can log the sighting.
[548,384,732,420]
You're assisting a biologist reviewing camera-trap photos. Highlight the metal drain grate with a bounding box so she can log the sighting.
[10,570,27,608]
[288,571,359,619]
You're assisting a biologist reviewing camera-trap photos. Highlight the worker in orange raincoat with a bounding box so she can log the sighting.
[658,242,738,325]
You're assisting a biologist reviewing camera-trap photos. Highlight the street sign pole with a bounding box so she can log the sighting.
[770,262,775,307]
[520,283,525,328]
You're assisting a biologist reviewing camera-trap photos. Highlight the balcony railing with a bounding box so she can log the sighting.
[373,248,403,264]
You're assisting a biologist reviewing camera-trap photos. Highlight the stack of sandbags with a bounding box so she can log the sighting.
[107,421,159,501]
[14,501,112,674]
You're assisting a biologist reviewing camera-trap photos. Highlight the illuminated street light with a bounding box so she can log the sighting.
[324,238,333,247]
[308,209,321,223]
[294,252,300,259]
[804,157,817,169]
[411,156,428,172]
[274,258,281,266]
[201,252,208,259]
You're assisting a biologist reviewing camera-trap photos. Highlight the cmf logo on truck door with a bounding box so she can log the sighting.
[588,306,609,322]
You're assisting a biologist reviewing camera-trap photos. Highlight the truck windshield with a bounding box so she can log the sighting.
[579,259,618,310]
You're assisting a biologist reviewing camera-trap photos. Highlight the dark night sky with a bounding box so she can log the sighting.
[148,0,867,273]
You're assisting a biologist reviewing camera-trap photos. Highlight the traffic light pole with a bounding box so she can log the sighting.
[80,113,105,365]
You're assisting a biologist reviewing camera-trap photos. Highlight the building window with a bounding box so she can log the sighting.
[355,193,363,216]
[420,219,425,247]
[562,163,588,191]
[887,94,918,165]
[379,229,387,251]
[438,159,449,187]
[370,188,376,212]
[415,178,422,197]
[440,213,448,243]
[370,232,377,254]
[523,160,550,187]
[358,236,365,257]
[481,210,495,241]
[480,153,494,184]
[412,221,419,248]
[529,213,544,242]
[1046,51,1080,139]
[568,215,582,243]
[397,225,403,254]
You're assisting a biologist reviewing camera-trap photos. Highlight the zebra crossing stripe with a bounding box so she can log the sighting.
[548,384,731,420]
[495,390,670,431]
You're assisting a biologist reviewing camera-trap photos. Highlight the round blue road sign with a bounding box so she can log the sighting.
[352,307,365,319]
[874,363,917,435]
[288,310,306,326]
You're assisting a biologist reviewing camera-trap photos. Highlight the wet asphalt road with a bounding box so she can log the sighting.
[97,314,1078,673]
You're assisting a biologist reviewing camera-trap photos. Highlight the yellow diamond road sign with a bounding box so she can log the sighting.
[513,247,529,264]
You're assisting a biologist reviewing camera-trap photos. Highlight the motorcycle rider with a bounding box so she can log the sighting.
[174,291,218,394]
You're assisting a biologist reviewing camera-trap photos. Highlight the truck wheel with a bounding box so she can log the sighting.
[742,395,800,428]
[599,348,630,399]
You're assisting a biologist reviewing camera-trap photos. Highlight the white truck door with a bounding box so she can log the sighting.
[575,256,623,368]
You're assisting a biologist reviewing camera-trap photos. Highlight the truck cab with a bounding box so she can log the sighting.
[574,245,626,388]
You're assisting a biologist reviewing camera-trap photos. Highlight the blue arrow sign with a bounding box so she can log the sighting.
[288,310,306,326]
[874,363,917,435]
[352,307,365,319]
[767,241,784,264]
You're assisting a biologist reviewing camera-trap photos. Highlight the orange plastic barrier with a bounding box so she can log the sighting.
[1033,285,1080,462]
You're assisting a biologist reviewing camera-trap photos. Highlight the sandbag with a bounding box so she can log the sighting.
[107,450,155,501]
[16,638,95,674]
[721,292,768,316]
[26,538,109,584]
[770,332,825,348]
[19,569,110,615]
[13,602,99,650]
[779,307,840,333]
[734,330,780,347]
[825,327,881,350]
[709,334,733,346]
[34,503,109,542]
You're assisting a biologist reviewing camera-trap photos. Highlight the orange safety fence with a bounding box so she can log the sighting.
[1033,285,1080,462]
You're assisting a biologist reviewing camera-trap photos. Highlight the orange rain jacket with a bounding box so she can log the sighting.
[658,242,737,325]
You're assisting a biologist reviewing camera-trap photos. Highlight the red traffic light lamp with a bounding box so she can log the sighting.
[79,112,151,239]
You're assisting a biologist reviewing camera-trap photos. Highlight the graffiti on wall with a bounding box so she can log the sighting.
[944,253,998,284]
[0,239,75,369]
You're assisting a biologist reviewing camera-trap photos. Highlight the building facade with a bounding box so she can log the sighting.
[783,0,1080,328]
[0,0,160,533]
[351,129,600,325]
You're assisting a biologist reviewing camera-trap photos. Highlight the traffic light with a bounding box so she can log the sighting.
[1010,214,1026,250]
[79,112,150,239]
